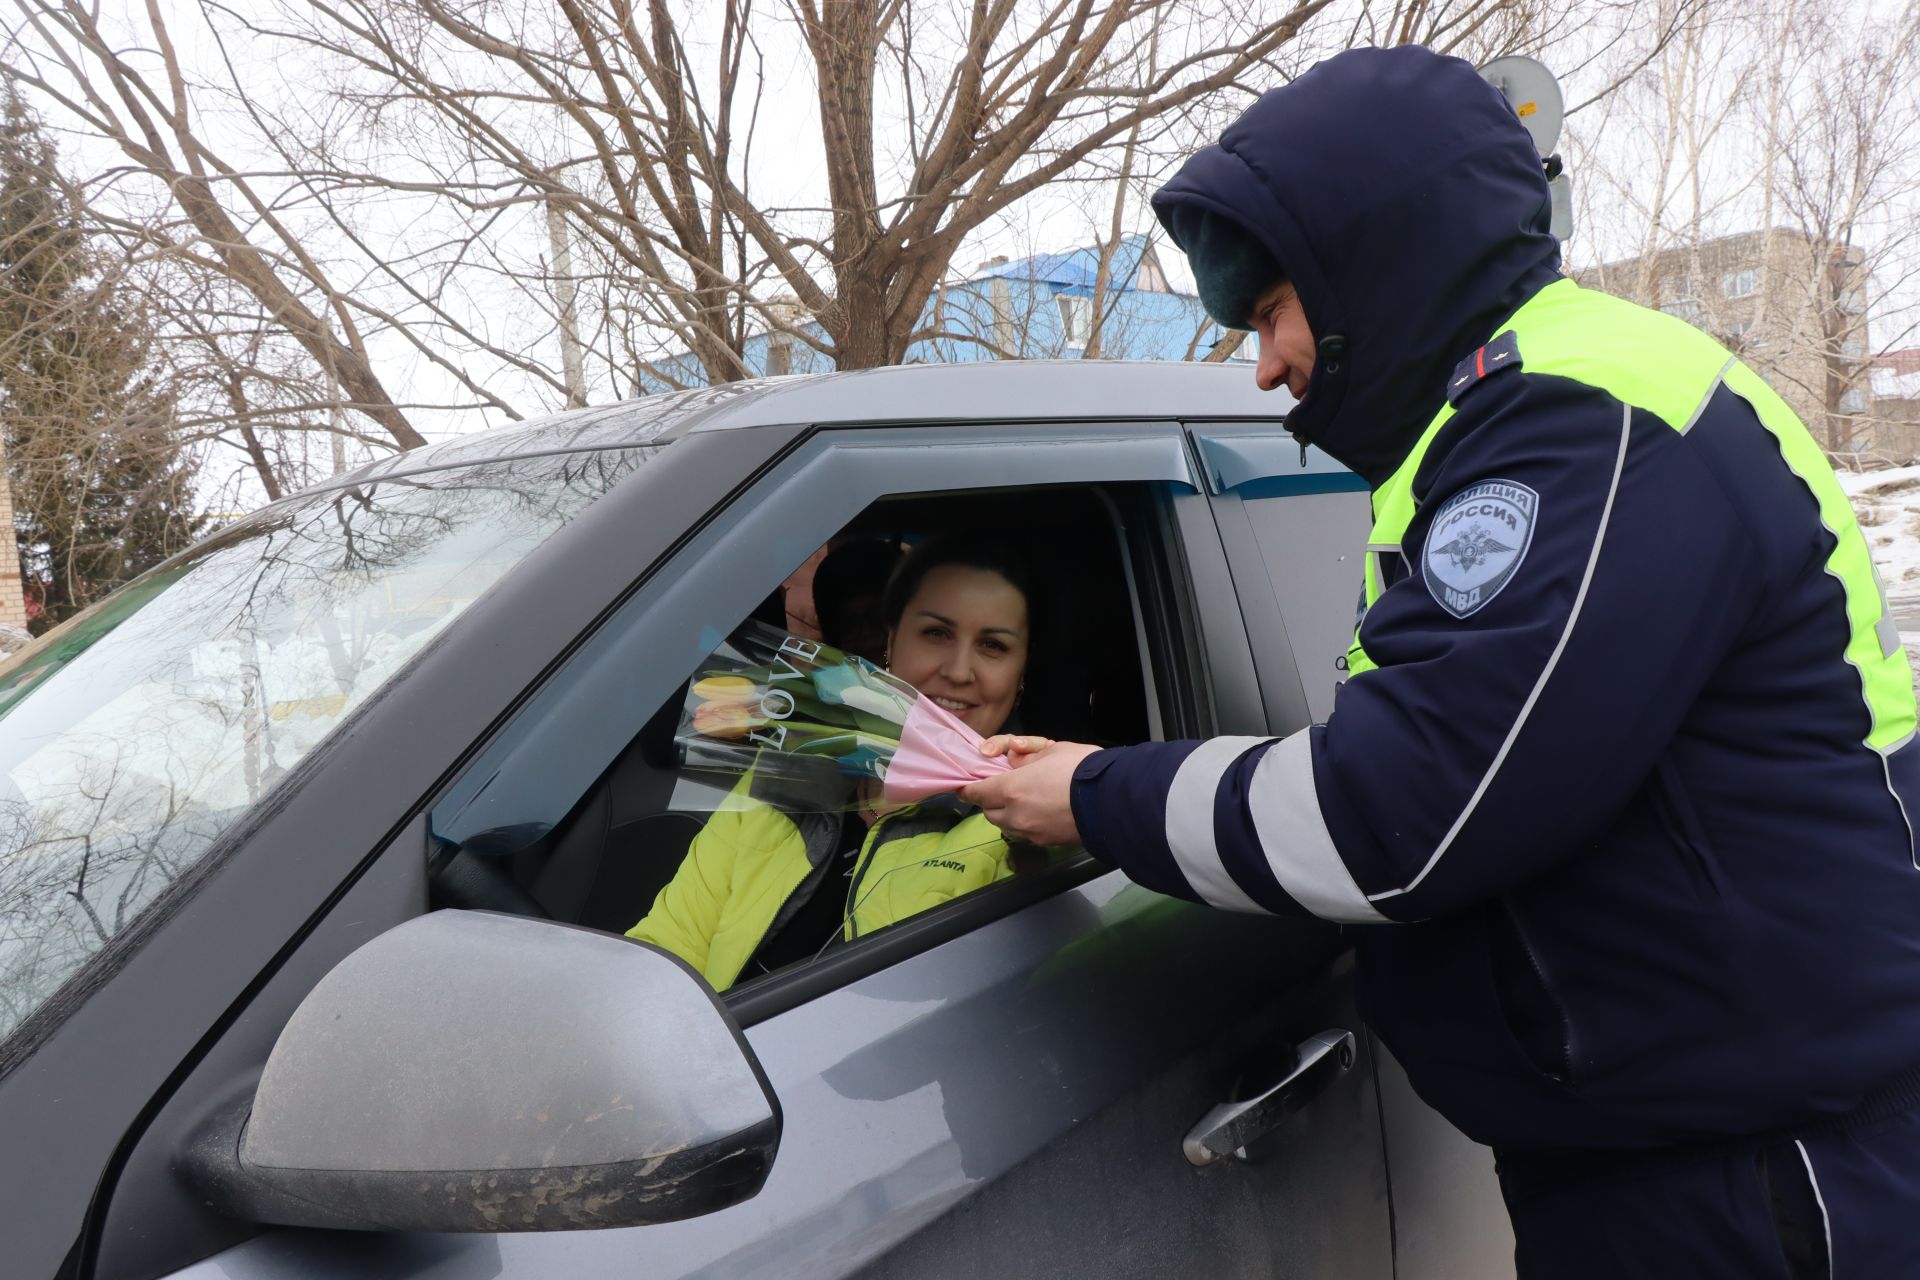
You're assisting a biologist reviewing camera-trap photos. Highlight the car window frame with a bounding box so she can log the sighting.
[425,418,1229,1010]
[431,419,1196,850]
[732,478,1243,1025]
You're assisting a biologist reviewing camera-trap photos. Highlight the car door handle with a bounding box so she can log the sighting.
[1182,1028,1357,1166]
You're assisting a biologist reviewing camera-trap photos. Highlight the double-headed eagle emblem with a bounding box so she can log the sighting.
[1431,522,1515,574]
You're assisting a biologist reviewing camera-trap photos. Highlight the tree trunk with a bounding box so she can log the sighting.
[830,267,895,371]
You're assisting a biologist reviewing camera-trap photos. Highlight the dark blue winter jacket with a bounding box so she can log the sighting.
[1072,45,1920,1155]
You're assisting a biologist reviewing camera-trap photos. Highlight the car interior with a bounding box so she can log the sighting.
[426,483,1166,989]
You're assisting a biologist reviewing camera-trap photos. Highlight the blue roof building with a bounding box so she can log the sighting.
[637,234,1253,391]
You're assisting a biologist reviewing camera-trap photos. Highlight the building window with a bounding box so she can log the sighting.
[1840,338,1865,360]
[1839,287,1867,316]
[1839,387,1867,414]
[1727,319,1751,340]
[1661,299,1703,324]
[1059,295,1093,347]
[1722,269,1758,299]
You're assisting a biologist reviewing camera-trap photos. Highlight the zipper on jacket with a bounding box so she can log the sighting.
[842,813,891,941]
[746,808,847,976]
[1506,905,1576,1084]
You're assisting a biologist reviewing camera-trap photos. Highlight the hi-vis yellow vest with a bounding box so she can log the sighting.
[1344,278,1915,753]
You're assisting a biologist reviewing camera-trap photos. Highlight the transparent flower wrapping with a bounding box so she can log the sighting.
[674,621,1006,811]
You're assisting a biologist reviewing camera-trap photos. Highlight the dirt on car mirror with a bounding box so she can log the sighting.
[182,910,780,1233]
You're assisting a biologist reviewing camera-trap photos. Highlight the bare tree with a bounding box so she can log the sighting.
[3,0,1613,433]
[1566,0,1764,298]
[1763,0,1920,453]
[1565,0,1920,456]
[2,0,429,449]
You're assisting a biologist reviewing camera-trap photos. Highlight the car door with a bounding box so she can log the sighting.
[140,414,1395,1280]
[1187,419,1518,1280]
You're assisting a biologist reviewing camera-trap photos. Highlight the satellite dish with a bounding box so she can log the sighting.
[1479,55,1564,156]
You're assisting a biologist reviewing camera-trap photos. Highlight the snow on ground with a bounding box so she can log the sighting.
[1841,466,1920,596]
[1840,465,1920,684]
[1841,464,1920,498]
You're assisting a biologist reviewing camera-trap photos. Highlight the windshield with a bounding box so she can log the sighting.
[0,446,654,1045]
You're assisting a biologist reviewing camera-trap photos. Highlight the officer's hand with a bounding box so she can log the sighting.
[962,740,1102,847]
[979,733,1054,760]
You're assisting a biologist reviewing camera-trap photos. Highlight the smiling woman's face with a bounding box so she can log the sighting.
[888,564,1030,739]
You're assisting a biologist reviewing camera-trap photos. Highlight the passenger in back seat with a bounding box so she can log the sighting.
[812,537,901,665]
[627,534,1042,992]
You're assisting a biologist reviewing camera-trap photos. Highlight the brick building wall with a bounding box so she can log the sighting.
[1574,228,1871,454]
[1869,410,1920,464]
[1870,349,1920,464]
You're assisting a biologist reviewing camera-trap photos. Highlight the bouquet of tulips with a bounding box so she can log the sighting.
[675,621,1008,809]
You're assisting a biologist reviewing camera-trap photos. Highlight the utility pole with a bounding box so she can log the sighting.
[548,200,589,409]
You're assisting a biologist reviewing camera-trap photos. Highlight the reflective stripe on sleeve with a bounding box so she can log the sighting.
[1164,736,1274,913]
[1247,729,1389,923]
[1878,614,1902,661]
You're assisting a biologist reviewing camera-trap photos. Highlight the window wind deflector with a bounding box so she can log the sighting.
[1186,425,1370,498]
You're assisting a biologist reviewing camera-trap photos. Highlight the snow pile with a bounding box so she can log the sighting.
[1840,466,1920,685]
[1841,466,1920,592]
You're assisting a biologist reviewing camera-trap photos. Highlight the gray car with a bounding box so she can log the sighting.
[0,361,1513,1280]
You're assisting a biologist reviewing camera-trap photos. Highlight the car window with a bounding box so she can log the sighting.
[0,447,654,1045]
[429,482,1162,995]
[619,611,1037,992]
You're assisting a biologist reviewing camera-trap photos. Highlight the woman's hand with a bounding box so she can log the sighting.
[963,739,1101,847]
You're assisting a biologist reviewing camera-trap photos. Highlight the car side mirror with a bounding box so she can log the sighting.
[183,910,780,1232]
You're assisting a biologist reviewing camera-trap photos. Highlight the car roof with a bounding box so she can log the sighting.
[330,360,1291,487]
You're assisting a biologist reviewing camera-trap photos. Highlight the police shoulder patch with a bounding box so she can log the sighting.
[1422,479,1539,619]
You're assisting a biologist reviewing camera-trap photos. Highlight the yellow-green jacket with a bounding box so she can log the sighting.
[627,778,1013,993]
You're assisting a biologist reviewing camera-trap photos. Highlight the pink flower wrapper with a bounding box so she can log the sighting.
[882,695,1010,804]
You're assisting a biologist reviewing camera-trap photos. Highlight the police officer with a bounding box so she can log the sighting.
[964,44,1920,1278]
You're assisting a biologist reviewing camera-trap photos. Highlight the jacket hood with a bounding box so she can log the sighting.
[1152,45,1561,485]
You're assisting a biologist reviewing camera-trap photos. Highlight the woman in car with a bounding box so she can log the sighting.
[628,534,1040,993]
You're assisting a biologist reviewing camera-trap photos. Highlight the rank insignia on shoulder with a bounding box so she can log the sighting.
[1446,329,1523,406]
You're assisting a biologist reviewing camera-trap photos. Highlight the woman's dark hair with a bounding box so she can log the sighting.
[881,532,1039,650]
